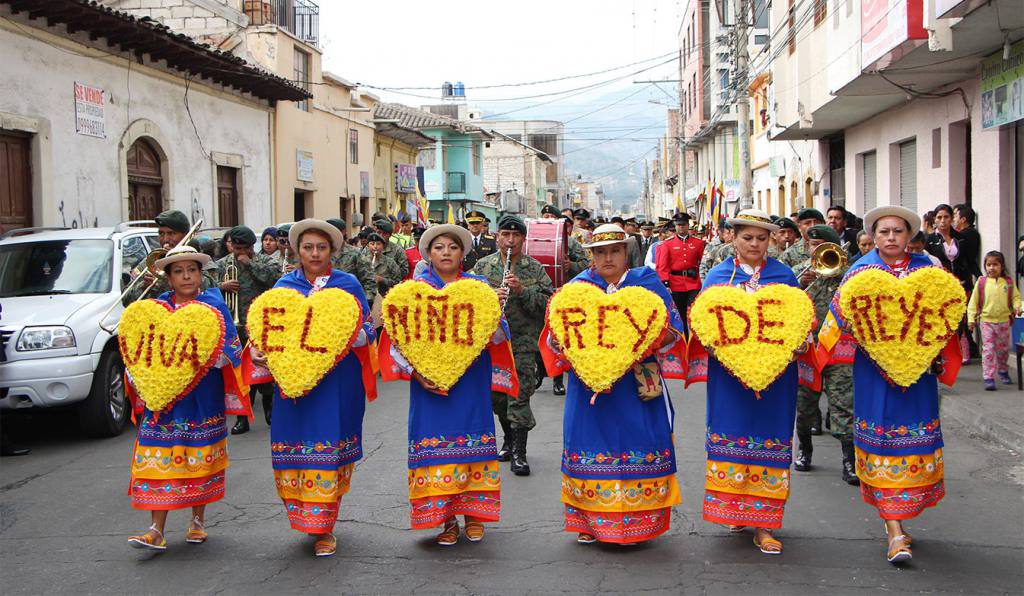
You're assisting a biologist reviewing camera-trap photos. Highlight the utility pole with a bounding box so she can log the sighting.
[735,0,753,209]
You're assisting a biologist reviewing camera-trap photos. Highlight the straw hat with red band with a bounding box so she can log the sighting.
[727,208,780,233]
[583,223,630,249]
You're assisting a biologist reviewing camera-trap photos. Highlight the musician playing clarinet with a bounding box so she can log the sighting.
[473,215,553,477]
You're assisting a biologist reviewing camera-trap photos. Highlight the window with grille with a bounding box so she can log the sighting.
[349,130,358,164]
[898,140,917,212]
[862,151,877,211]
[813,0,827,26]
[417,148,436,169]
[294,48,310,111]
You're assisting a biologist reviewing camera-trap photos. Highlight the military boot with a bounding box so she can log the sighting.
[793,432,813,472]
[841,440,860,486]
[511,429,531,476]
[497,418,512,462]
[552,374,566,396]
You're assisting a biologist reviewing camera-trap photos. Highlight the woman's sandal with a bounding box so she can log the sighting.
[886,534,912,564]
[577,532,597,544]
[436,519,459,546]
[728,525,747,534]
[313,533,337,557]
[464,521,485,543]
[128,524,167,551]
[883,522,912,546]
[186,516,208,544]
[753,530,783,555]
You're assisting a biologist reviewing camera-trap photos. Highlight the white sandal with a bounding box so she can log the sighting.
[128,524,167,551]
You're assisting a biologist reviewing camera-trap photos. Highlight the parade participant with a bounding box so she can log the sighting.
[618,217,644,268]
[126,246,249,551]
[379,224,516,545]
[327,218,377,304]
[698,220,731,279]
[372,218,411,279]
[260,227,280,260]
[123,209,216,306]
[827,206,949,564]
[925,204,975,361]
[791,225,857,484]
[463,210,497,270]
[364,232,402,298]
[538,206,589,395]
[276,224,296,272]
[779,208,825,267]
[856,229,874,257]
[390,214,414,249]
[405,226,427,279]
[539,223,685,545]
[216,226,281,434]
[774,217,799,256]
[572,208,592,244]
[644,219,674,269]
[656,212,705,330]
[826,206,860,258]
[953,204,982,282]
[252,218,375,557]
[638,220,656,260]
[701,223,742,276]
[967,251,1021,390]
[699,209,804,555]
[473,214,553,476]
[561,207,574,219]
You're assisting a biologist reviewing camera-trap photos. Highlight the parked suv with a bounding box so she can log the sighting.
[0,224,159,437]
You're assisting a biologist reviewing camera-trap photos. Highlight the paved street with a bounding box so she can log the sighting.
[1,376,1022,595]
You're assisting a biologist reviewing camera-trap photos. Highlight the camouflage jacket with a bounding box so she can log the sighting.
[566,236,591,277]
[363,248,403,297]
[779,239,809,268]
[472,252,553,354]
[214,253,280,327]
[382,241,410,280]
[698,237,724,279]
[792,258,849,332]
[333,244,377,303]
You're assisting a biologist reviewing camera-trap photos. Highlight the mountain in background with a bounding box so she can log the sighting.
[480,84,671,207]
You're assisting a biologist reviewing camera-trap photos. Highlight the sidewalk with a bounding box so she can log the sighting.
[940,361,1024,453]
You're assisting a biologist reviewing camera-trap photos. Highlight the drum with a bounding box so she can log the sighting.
[524,218,569,288]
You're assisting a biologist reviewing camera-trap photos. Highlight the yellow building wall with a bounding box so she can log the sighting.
[373,136,420,221]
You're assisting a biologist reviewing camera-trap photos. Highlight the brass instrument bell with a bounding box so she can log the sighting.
[808,242,848,278]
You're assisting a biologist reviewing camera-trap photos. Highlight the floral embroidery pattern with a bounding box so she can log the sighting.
[705,428,792,466]
[139,414,226,443]
[271,436,361,467]
[561,447,675,476]
[860,481,945,519]
[130,474,225,509]
[853,417,942,450]
[564,505,671,543]
[408,432,497,465]
[703,490,786,528]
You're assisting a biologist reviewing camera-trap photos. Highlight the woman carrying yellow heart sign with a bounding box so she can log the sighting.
[824,205,963,565]
[123,246,251,552]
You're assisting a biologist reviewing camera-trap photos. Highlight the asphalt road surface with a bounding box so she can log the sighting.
[1,377,1021,595]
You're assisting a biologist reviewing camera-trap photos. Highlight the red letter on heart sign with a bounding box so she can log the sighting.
[710,305,751,346]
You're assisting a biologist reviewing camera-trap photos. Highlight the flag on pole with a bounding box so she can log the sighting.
[675,188,684,215]
[446,202,456,224]
[413,185,429,225]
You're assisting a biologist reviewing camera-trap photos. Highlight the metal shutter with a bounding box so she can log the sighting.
[862,151,877,211]
[899,140,917,211]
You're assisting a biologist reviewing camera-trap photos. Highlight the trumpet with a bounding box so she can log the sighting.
[99,219,203,333]
[223,254,239,325]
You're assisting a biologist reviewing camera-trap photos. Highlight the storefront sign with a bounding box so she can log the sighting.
[360,171,370,198]
[861,0,927,68]
[74,82,105,138]
[296,150,314,182]
[981,39,1024,130]
[394,163,417,193]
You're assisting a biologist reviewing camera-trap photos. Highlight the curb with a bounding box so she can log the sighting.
[940,394,1024,454]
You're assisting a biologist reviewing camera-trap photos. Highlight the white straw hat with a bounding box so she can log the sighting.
[583,223,630,249]
[862,205,921,237]
[289,218,345,256]
[418,223,473,258]
[153,245,211,271]
[727,208,780,233]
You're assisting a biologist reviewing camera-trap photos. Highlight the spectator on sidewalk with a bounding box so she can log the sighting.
[967,251,1022,391]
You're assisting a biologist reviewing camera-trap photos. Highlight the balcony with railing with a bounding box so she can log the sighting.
[244,0,319,47]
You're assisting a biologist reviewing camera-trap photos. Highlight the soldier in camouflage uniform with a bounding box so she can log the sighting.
[327,218,377,303]
[371,218,410,280]
[473,214,553,476]
[122,209,217,306]
[778,208,825,267]
[792,225,858,486]
[215,226,282,434]
[363,232,403,300]
[698,223,734,280]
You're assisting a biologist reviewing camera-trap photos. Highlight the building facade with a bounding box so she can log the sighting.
[482,132,552,218]
[0,0,305,234]
[480,120,567,209]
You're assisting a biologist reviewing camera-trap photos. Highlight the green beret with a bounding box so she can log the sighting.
[372,219,394,234]
[227,225,257,246]
[276,224,292,237]
[777,217,799,232]
[154,209,190,233]
[796,208,825,222]
[541,204,560,216]
[497,214,526,234]
[326,218,346,232]
[807,224,841,244]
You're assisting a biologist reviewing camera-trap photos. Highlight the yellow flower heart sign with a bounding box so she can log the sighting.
[838,266,965,387]
[382,279,501,391]
[247,287,363,398]
[546,283,668,393]
[689,284,814,392]
[119,299,225,413]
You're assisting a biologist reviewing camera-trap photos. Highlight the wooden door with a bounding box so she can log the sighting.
[217,166,239,227]
[0,131,32,234]
[126,138,163,220]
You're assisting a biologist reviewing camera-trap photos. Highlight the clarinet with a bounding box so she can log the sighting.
[498,247,512,312]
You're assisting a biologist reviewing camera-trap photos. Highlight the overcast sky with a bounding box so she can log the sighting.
[318,0,683,113]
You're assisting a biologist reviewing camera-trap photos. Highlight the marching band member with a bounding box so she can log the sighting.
[656,213,705,332]
[699,209,803,555]
[827,206,949,564]
[122,209,217,306]
[251,219,376,557]
[540,223,685,545]
[127,246,249,551]
[379,224,518,545]
[327,218,378,304]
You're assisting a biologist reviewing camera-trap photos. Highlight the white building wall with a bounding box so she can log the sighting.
[0,20,274,229]
[101,0,247,39]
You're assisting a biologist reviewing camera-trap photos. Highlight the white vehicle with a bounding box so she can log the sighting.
[0,224,160,436]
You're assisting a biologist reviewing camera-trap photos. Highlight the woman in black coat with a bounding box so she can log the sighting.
[925,203,976,359]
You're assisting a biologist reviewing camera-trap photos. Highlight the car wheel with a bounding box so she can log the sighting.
[79,348,129,437]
